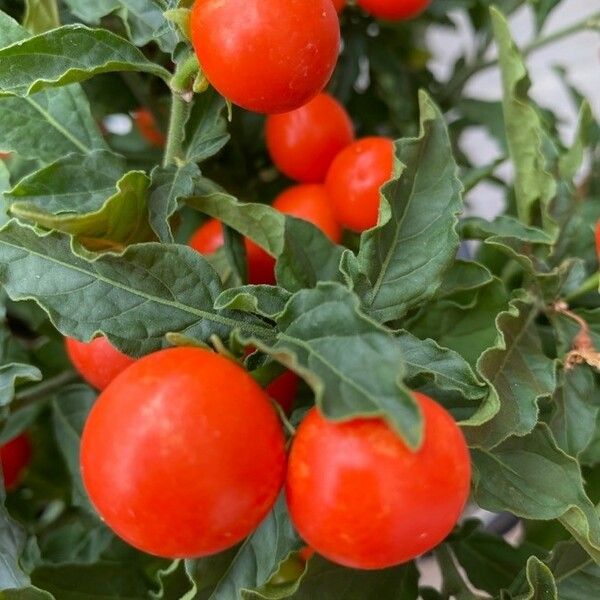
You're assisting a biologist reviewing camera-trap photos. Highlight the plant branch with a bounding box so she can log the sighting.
[443,11,600,101]
[15,370,80,405]
[162,93,190,167]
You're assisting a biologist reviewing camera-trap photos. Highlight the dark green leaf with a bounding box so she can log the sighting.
[0,25,170,97]
[346,91,463,322]
[5,151,125,214]
[240,283,422,449]
[491,8,557,235]
[0,220,273,356]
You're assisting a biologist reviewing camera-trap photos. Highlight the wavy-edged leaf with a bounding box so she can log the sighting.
[23,0,60,34]
[51,384,96,514]
[151,560,195,600]
[517,557,558,600]
[461,216,553,272]
[186,496,301,600]
[61,0,178,52]
[287,556,419,600]
[465,293,557,449]
[216,286,292,320]
[276,217,345,292]
[0,15,105,161]
[10,171,154,250]
[186,189,285,257]
[148,163,198,243]
[395,330,487,400]
[0,25,170,97]
[545,541,600,599]
[0,492,29,589]
[491,8,557,235]
[346,91,463,322]
[472,424,600,565]
[549,367,599,459]
[0,363,42,407]
[559,102,593,182]
[184,90,230,164]
[0,88,108,162]
[239,283,422,449]
[5,151,125,214]
[0,220,273,356]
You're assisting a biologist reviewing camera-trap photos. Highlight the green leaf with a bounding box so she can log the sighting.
[0,588,54,599]
[448,521,545,595]
[408,277,509,366]
[559,102,593,182]
[0,494,29,589]
[61,0,178,52]
[472,424,600,565]
[0,25,170,97]
[0,15,105,161]
[395,330,487,400]
[239,283,422,449]
[490,8,557,235]
[148,163,198,243]
[549,367,599,459]
[151,561,195,600]
[465,293,557,449]
[436,260,494,299]
[184,90,230,164]
[0,363,42,407]
[0,220,273,356]
[23,0,60,34]
[5,151,124,214]
[51,384,96,514]
[275,217,345,292]
[346,91,463,322]
[461,216,553,272]
[186,189,284,258]
[187,496,302,600]
[215,286,292,320]
[287,556,419,600]
[29,562,154,599]
[0,88,108,162]
[545,541,600,599]
[10,170,155,249]
[518,557,558,600]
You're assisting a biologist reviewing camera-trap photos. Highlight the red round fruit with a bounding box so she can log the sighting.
[132,109,165,147]
[332,0,345,12]
[357,0,431,20]
[266,93,354,183]
[80,347,286,558]
[286,393,471,569]
[190,0,341,114]
[66,337,136,391]
[266,370,299,415]
[273,185,342,243]
[325,137,394,232]
[189,219,277,285]
[1,434,32,489]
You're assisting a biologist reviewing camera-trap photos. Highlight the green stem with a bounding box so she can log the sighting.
[15,370,79,405]
[162,93,190,167]
[443,11,600,101]
[565,272,600,302]
[170,54,200,95]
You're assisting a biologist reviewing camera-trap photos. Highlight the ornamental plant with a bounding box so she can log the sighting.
[0,0,599,597]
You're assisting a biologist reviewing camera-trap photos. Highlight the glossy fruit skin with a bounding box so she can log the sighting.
[332,0,345,12]
[286,393,471,569]
[65,337,136,391]
[266,93,354,183]
[189,219,277,285]
[326,137,394,232]
[0,434,32,489]
[273,185,342,243]
[81,347,286,558]
[132,109,165,147]
[190,0,340,114]
[266,370,299,415]
[357,0,431,20]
